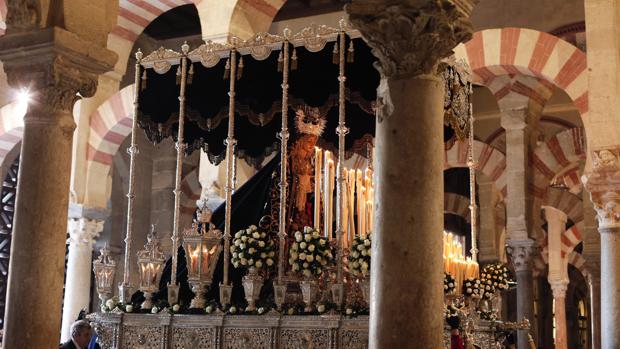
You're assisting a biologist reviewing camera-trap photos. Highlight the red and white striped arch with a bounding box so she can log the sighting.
[455,28,588,118]
[108,0,200,76]
[445,140,507,200]
[444,192,470,223]
[567,250,587,277]
[532,128,586,198]
[542,188,583,225]
[87,84,134,169]
[0,0,6,36]
[541,221,583,262]
[0,101,26,180]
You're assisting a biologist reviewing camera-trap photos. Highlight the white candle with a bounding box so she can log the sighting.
[328,159,335,240]
[323,151,331,238]
[314,147,322,229]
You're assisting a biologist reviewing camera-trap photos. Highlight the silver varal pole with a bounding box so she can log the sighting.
[467,82,479,262]
[220,45,238,306]
[332,25,348,309]
[277,40,290,286]
[118,50,143,304]
[168,42,190,305]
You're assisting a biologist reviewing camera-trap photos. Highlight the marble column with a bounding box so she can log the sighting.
[582,149,620,349]
[550,280,570,349]
[60,215,104,342]
[478,176,500,262]
[345,1,474,347]
[544,205,569,349]
[151,139,176,252]
[499,92,539,349]
[506,240,536,346]
[0,28,115,348]
[582,179,601,349]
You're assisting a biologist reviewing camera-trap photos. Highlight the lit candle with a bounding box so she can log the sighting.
[356,170,363,237]
[314,147,322,229]
[323,151,331,238]
[328,159,335,240]
[347,169,356,244]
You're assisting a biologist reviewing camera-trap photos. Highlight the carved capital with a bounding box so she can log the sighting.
[0,27,116,119]
[548,279,569,299]
[506,239,537,272]
[582,146,620,229]
[345,0,475,79]
[67,217,104,248]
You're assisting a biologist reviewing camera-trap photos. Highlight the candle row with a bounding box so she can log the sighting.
[314,148,374,246]
[443,232,479,294]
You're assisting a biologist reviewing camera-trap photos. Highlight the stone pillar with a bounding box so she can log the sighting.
[345,1,474,347]
[0,28,115,348]
[497,84,547,349]
[478,176,499,262]
[506,240,536,347]
[151,139,176,252]
[543,205,569,349]
[60,215,104,342]
[582,148,620,349]
[550,280,570,349]
[582,177,601,349]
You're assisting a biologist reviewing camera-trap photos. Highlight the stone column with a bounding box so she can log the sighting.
[582,150,620,349]
[506,240,536,346]
[60,215,104,342]
[502,107,537,348]
[550,279,570,349]
[582,178,601,349]
[345,1,474,347]
[478,176,499,262]
[498,85,545,349]
[0,28,115,348]
[543,205,569,349]
[151,139,176,252]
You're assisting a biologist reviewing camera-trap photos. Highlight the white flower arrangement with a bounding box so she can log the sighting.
[231,225,276,271]
[348,235,371,277]
[481,263,512,291]
[462,277,482,297]
[444,272,456,295]
[289,226,333,278]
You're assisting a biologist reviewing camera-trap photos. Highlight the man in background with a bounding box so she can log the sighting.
[59,320,92,349]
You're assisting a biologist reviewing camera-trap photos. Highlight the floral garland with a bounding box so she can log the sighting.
[231,225,276,270]
[348,235,371,277]
[289,226,333,278]
[444,272,456,295]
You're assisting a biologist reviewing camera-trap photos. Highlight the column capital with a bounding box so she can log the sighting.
[542,205,569,225]
[0,27,116,117]
[583,146,620,230]
[67,217,104,247]
[549,279,569,298]
[345,0,475,79]
[506,239,537,272]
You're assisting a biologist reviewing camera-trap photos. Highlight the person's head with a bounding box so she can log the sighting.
[70,320,92,347]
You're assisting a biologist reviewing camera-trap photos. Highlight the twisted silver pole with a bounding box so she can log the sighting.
[168,42,190,304]
[333,27,348,308]
[220,46,237,306]
[277,40,290,286]
[119,50,143,304]
[467,82,478,262]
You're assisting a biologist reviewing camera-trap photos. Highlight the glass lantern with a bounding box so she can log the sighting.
[137,227,165,310]
[183,201,223,308]
[93,244,116,304]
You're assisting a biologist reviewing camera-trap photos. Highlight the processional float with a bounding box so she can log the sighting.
[89,20,532,349]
